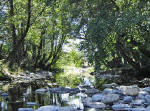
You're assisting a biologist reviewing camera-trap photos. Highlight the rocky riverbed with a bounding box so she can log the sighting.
[1,69,150,111]
[15,82,150,111]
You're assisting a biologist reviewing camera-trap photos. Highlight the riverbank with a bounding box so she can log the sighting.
[1,66,150,111]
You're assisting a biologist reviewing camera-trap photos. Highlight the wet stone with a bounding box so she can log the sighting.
[84,101,106,109]
[103,83,118,88]
[116,85,140,96]
[101,94,120,104]
[131,99,145,106]
[123,96,133,103]
[129,108,146,111]
[85,88,99,95]
[112,104,131,111]
[49,87,80,94]
[75,93,87,98]
[83,97,92,103]
[1,93,8,97]
[112,89,122,95]
[83,97,106,109]
[143,86,150,93]
[138,91,148,99]
[36,105,76,111]
[103,88,113,94]
[85,108,103,111]
[26,102,38,106]
[35,88,48,94]
[92,93,103,102]
[144,95,150,103]
[146,105,150,110]
[139,91,148,95]
[18,108,34,111]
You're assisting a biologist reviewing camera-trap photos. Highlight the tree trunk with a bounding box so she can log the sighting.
[8,0,31,69]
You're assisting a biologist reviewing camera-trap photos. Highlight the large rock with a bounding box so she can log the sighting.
[103,88,113,94]
[143,86,150,93]
[92,93,103,102]
[112,89,122,95]
[138,91,148,99]
[36,106,76,111]
[85,88,99,95]
[116,85,140,96]
[129,108,146,111]
[103,88,122,95]
[101,94,120,104]
[131,99,145,106]
[144,95,150,103]
[112,104,131,111]
[83,97,92,103]
[84,97,106,109]
[123,96,133,103]
[84,101,106,109]
[49,87,80,94]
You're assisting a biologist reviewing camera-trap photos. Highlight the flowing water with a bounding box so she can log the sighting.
[0,72,97,111]
[0,85,87,111]
[0,67,112,111]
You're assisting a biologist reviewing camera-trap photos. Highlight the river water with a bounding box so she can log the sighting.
[0,67,113,111]
[0,85,87,111]
[0,73,99,111]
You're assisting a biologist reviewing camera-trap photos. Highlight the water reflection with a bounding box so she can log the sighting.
[0,85,85,111]
[1,101,7,111]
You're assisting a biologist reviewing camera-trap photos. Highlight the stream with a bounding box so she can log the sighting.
[2,68,149,111]
[0,85,85,111]
[0,71,100,111]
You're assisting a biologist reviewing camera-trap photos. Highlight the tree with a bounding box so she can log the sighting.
[71,0,150,77]
[0,0,72,70]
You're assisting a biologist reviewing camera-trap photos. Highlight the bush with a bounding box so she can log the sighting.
[55,73,82,88]
[94,78,108,90]
[56,50,85,69]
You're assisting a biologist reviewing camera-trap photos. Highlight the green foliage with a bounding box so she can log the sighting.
[1,0,150,76]
[71,0,150,74]
[70,50,84,67]
[94,78,108,90]
[0,0,75,70]
[55,73,82,88]
[56,50,85,68]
